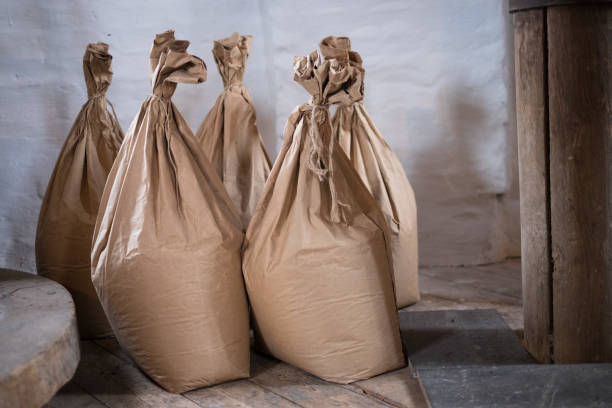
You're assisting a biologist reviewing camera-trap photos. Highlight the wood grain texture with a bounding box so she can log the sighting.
[353,363,429,408]
[0,269,80,408]
[46,263,523,407]
[513,8,553,363]
[250,354,395,408]
[94,338,298,408]
[69,341,156,408]
[409,261,523,334]
[420,265,521,301]
[509,0,612,13]
[548,4,612,363]
[185,379,300,408]
[45,381,108,408]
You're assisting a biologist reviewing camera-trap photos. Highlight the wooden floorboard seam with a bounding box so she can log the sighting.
[418,257,521,269]
[418,274,521,302]
[179,395,207,408]
[405,293,517,307]
[96,336,399,407]
[340,383,398,408]
[351,384,417,408]
[247,381,308,408]
[85,388,114,408]
[47,262,523,407]
[412,362,433,408]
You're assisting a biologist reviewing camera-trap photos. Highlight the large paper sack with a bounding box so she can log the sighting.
[36,42,123,338]
[243,50,405,383]
[324,36,420,307]
[196,33,271,229]
[91,31,249,393]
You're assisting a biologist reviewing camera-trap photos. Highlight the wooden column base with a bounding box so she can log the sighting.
[512,0,612,363]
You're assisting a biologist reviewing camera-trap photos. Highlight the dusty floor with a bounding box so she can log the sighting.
[45,260,522,408]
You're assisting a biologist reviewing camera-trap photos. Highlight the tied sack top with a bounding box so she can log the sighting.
[196,33,271,229]
[150,30,206,100]
[323,35,420,307]
[213,32,251,89]
[91,30,249,393]
[83,42,123,154]
[241,48,404,384]
[82,42,123,153]
[292,49,364,223]
[35,42,123,339]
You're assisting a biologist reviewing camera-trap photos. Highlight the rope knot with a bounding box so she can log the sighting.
[224,82,242,91]
[307,104,330,181]
[305,103,350,223]
[89,92,106,99]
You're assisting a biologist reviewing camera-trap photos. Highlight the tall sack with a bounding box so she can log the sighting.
[36,42,123,339]
[325,36,420,308]
[242,50,405,384]
[91,30,249,393]
[196,33,271,229]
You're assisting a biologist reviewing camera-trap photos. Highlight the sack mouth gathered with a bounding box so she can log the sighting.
[213,32,252,88]
[83,42,113,98]
[150,30,207,99]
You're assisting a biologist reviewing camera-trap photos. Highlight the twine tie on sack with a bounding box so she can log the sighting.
[224,82,256,111]
[306,103,350,223]
[89,92,119,120]
[224,82,242,92]
[83,92,122,151]
[150,94,182,210]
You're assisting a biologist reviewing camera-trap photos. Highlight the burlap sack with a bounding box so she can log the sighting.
[91,30,249,393]
[323,36,420,308]
[242,50,405,384]
[36,42,123,339]
[196,33,271,229]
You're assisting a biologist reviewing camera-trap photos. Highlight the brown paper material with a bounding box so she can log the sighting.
[36,42,123,339]
[324,36,420,307]
[242,50,405,384]
[196,33,271,229]
[91,30,249,393]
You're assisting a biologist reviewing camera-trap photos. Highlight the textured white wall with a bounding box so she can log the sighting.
[0,0,519,272]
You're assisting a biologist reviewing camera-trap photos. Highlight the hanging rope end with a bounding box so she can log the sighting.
[330,200,351,224]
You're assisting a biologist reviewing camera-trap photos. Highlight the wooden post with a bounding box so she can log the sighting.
[511,0,612,363]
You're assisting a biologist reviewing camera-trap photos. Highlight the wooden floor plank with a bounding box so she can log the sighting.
[76,341,201,408]
[407,262,523,334]
[404,294,523,333]
[98,336,393,408]
[420,264,522,300]
[352,363,429,408]
[95,337,301,407]
[251,353,394,407]
[418,273,520,305]
[93,337,133,365]
[45,380,109,408]
[48,260,526,407]
[69,345,153,408]
[185,378,301,408]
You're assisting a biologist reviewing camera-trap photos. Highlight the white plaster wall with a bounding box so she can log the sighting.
[0,0,520,272]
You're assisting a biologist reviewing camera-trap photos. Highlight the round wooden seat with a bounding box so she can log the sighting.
[0,269,80,408]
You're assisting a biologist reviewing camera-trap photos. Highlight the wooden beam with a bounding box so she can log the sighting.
[548,4,612,363]
[513,8,553,363]
[509,0,612,13]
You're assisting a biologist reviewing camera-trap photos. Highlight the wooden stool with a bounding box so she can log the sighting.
[0,269,80,408]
